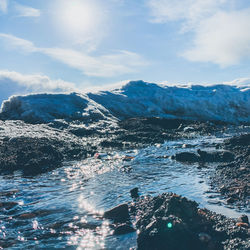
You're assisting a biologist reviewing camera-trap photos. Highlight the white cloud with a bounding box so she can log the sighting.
[0,70,77,104]
[14,3,40,17]
[147,0,250,66]
[182,9,250,66]
[0,70,76,91]
[43,48,147,77]
[0,0,7,13]
[0,33,148,77]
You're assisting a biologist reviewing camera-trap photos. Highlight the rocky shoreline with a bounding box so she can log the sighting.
[0,118,249,206]
[210,134,250,209]
[0,118,227,174]
[104,192,249,250]
[0,117,249,249]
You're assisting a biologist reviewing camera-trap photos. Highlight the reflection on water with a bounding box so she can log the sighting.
[0,135,248,249]
[69,220,110,250]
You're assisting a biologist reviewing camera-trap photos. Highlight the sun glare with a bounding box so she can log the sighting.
[54,0,102,41]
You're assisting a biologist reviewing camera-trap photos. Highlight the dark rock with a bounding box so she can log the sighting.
[119,117,184,131]
[113,223,136,235]
[226,197,235,204]
[210,133,250,207]
[130,187,139,199]
[0,201,18,210]
[225,133,250,147]
[105,118,224,149]
[0,135,89,175]
[238,215,249,224]
[0,137,63,174]
[221,151,235,162]
[69,127,95,137]
[173,152,200,162]
[197,149,234,163]
[130,192,249,250]
[0,189,19,197]
[103,204,129,222]
[100,140,123,148]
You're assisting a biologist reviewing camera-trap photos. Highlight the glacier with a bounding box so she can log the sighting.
[0,80,249,124]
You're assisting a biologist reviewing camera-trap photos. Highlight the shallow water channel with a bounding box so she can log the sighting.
[0,134,248,249]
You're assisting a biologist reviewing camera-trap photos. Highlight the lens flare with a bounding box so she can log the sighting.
[167,222,173,229]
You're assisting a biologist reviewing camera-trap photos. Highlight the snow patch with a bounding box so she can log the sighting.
[1,81,250,124]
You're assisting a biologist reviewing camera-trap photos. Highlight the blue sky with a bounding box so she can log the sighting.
[0,0,250,97]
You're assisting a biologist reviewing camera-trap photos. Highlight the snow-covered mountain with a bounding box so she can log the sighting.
[1,80,249,124]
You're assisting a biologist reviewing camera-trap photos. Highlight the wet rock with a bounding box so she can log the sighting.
[173,149,235,164]
[100,140,124,148]
[0,201,18,210]
[120,117,183,131]
[113,223,136,235]
[172,152,200,162]
[0,137,63,175]
[69,127,96,137]
[197,149,234,163]
[110,118,224,149]
[0,189,19,197]
[236,222,249,228]
[226,197,236,204]
[18,213,37,219]
[238,215,249,224]
[210,133,250,207]
[103,204,129,222]
[130,187,139,199]
[224,133,250,147]
[0,135,89,175]
[130,192,249,250]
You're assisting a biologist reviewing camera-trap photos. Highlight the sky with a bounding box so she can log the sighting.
[0,0,250,101]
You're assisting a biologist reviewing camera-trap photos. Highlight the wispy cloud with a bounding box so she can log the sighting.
[0,0,7,13]
[0,33,148,77]
[147,0,250,67]
[0,33,37,52]
[14,3,40,17]
[148,0,226,28]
